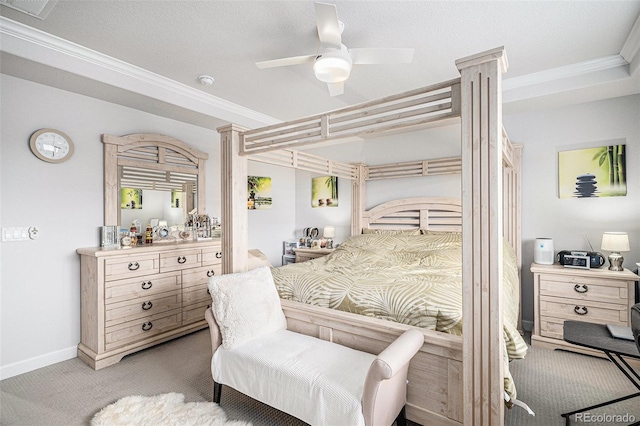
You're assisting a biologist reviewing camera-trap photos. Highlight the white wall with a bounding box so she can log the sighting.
[0,74,222,379]
[505,94,640,330]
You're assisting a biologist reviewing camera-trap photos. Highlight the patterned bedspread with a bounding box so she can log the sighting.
[271,231,528,398]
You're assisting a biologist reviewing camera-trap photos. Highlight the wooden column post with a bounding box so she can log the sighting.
[456,47,508,426]
[217,124,249,274]
[350,163,367,236]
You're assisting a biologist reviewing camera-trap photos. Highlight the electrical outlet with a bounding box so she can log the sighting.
[28,226,39,240]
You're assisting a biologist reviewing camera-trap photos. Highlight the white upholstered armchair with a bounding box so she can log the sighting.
[204,267,424,426]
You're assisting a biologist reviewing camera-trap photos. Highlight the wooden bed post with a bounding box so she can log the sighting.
[456,47,508,426]
[351,163,367,236]
[217,124,249,273]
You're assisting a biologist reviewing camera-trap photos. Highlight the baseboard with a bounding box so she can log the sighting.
[0,345,77,380]
[521,320,533,332]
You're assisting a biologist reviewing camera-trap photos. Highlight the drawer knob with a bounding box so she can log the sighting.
[207,288,211,295]
[141,281,153,290]
[574,305,588,316]
[207,270,215,277]
[128,262,140,271]
[574,284,588,293]
[141,321,153,331]
[141,301,153,311]
[177,256,187,264]
[215,252,222,259]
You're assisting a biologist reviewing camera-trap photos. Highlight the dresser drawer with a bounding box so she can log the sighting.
[105,271,181,304]
[183,285,210,305]
[160,249,202,272]
[539,275,628,304]
[105,291,182,327]
[105,311,181,350]
[182,264,222,289]
[202,247,223,266]
[105,253,160,280]
[183,300,210,325]
[539,295,628,325]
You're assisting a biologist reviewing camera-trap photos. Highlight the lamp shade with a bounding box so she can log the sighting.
[323,226,335,239]
[601,232,630,252]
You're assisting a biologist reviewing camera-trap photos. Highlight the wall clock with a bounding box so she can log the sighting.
[29,128,74,163]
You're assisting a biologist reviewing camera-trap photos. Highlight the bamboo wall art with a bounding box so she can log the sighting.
[558,143,627,198]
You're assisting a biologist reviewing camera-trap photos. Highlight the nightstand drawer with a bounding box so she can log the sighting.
[540,296,628,325]
[540,277,628,304]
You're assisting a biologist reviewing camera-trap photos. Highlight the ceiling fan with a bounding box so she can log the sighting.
[255,2,415,96]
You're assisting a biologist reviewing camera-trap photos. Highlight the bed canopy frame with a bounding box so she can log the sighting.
[218,47,521,426]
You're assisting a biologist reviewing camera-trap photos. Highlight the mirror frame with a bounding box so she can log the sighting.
[102,133,208,227]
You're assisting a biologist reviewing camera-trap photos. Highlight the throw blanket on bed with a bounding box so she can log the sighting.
[270,232,528,398]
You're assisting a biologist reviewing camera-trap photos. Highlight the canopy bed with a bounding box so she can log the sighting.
[217,47,522,426]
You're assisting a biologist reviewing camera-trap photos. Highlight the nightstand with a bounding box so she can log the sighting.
[293,247,334,263]
[530,263,638,358]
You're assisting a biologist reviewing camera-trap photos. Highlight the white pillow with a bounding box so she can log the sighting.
[207,266,287,349]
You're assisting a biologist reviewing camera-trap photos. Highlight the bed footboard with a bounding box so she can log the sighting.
[281,299,463,426]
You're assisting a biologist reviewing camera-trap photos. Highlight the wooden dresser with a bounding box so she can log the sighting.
[77,240,221,369]
[531,263,637,357]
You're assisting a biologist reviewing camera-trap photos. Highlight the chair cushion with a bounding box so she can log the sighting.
[207,266,286,349]
[212,329,375,426]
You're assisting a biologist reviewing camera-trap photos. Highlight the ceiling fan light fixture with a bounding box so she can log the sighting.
[313,51,352,83]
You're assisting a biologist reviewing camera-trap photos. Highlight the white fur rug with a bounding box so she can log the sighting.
[91,392,252,426]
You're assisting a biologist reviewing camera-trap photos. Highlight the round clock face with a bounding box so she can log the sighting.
[29,129,74,163]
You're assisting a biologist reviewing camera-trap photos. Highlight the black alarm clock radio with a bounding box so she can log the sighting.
[556,250,606,269]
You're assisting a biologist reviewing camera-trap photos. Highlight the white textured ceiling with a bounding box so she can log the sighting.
[1,0,639,127]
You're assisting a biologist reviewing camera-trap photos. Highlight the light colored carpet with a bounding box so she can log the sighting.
[1,328,639,426]
[90,392,250,426]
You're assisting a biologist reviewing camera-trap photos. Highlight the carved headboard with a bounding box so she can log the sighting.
[361,197,462,233]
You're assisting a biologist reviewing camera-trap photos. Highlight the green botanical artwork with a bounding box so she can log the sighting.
[171,190,183,208]
[312,176,338,207]
[120,188,143,209]
[247,176,272,210]
[558,144,626,198]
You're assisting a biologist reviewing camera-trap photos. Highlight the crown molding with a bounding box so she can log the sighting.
[503,55,629,91]
[620,13,640,64]
[0,16,280,128]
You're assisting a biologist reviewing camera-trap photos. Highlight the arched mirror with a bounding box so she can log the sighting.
[103,133,208,231]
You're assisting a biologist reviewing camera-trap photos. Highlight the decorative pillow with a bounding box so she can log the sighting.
[207,266,286,349]
[361,227,421,235]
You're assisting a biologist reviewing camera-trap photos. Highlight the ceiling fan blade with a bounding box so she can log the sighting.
[349,48,415,65]
[256,55,316,69]
[327,82,344,97]
[314,2,342,50]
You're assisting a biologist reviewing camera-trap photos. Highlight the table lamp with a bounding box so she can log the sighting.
[601,232,630,271]
[323,226,335,249]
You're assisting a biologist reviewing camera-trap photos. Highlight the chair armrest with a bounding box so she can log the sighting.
[362,328,424,426]
[205,307,222,354]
